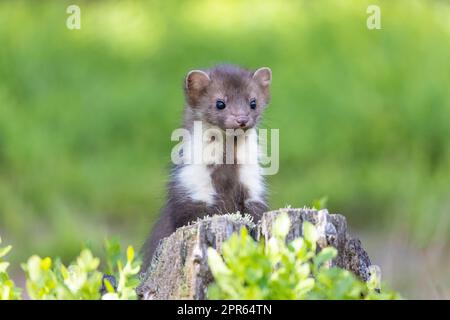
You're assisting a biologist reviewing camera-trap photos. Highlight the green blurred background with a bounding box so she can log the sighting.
[0,0,449,298]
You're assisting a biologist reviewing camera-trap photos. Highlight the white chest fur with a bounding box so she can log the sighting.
[176,163,216,204]
[236,130,265,204]
[176,127,265,206]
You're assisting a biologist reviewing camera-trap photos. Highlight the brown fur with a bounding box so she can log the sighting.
[141,64,271,272]
[184,64,271,130]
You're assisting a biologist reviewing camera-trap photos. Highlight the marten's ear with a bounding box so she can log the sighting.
[253,67,272,87]
[185,70,211,92]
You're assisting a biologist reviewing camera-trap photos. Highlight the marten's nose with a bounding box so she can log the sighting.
[236,116,249,127]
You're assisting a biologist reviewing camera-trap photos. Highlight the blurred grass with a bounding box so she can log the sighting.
[0,0,449,297]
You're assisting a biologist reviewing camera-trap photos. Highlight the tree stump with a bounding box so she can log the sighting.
[137,208,376,300]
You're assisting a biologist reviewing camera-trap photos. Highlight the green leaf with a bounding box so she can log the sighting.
[302,221,318,245]
[60,264,69,280]
[0,262,10,273]
[367,265,381,291]
[103,279,115,293]
[314,247,337,269]
[273,212,290,239]
[41,257,52,270]
[103,238,122,275]
[0,245,12,259]
[126,246,134,263]
[207,248,231,278]
[311,196,328,210]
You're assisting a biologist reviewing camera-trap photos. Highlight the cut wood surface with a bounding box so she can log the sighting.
[137,208,376,300]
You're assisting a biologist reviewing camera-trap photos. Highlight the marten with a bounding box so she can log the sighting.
[141,64,272,271]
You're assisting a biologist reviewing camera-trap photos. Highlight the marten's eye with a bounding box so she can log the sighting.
[216,100,226,110]
[250,99,257,109]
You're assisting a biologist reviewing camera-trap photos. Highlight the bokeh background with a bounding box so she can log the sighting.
[0,0,449,299]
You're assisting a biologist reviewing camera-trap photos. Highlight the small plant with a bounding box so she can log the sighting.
[22,250,103,300]
[207,212,400,300]
[1,213,401,300]
[311,196,328,210]
[0,236,140,300]
[101,240,141,300]
[0,237,21,300]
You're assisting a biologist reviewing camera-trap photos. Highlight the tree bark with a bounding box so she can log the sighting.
[137,208,376,300]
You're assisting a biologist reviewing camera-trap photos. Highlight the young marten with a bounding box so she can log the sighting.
[141,64,272,271]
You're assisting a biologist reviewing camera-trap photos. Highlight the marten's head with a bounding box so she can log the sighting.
[184,64,272,130]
